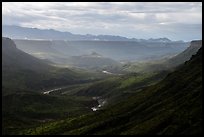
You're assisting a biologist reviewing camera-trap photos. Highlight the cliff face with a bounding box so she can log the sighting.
[2,37,17,48]
[166,40,202,67]
[2,37,52,72]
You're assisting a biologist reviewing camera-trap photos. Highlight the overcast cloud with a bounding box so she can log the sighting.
[2,2,202,41]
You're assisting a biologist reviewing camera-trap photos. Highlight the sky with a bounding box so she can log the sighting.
[2,2,202,41]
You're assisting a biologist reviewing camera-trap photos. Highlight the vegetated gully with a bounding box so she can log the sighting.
[42,86,106,112]
[42,70,118,111]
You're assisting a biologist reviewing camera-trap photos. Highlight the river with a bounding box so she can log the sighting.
[43,88,106,112]
[43,87,65,94]
[91,96,106,111]
[102,70,123,76]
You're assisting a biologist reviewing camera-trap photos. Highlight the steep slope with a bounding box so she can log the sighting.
[2,37,53,93]
[166,40,202,67]
[14,39,65,60]
[2,38,102,135]
[123,40,201,73]
[2,37,97,93]
[14,39,74,67]
[27,44,202,135]
[2,37,52,72]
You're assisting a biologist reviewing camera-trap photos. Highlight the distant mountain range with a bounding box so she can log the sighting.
[14,39,189,63]
[3,25,183,42]
[123,40,202,73]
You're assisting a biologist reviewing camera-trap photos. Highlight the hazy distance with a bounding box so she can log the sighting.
[2,2,202,41]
